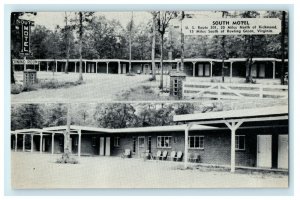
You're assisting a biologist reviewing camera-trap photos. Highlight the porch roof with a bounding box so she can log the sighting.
[42,124,218,134]
[173,105,288,123]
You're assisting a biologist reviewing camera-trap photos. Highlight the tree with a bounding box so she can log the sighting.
[94,104,139,128]
[127,12,134,73]
[151,12,157,80]
[74,12,94,81]
[11,104,43,130]
[62,12,73,74]
[155,11,178,90]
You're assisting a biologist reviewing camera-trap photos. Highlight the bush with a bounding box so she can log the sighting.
[56,153,79,164]
[126,72,136,76]
[22,84,38,92]
[11,83,23,94]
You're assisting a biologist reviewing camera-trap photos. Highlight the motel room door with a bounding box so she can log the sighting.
[137,137,145,158]
[278,135,288,169]
[257,135,272,168]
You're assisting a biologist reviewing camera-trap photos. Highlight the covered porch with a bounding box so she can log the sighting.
[174,105,288,172]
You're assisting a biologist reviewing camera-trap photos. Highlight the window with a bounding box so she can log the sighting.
[114,137,120,147]
[91,137,97,147]
[133,137,136,153]
[157,136,172,148]
[173,79,178,96]
[188,136,204,149]
[148,136,152,153]
[235,135,245,150]
[138,137,145,148]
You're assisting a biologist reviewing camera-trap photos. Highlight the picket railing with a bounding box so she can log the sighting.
[182,82,288,100]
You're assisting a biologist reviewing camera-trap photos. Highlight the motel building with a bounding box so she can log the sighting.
[12,57,288,83]
[11,105,288,172]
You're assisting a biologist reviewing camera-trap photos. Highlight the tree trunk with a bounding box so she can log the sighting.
[64,12,70,74]
[280,11,286,85]
[221,59,225,83]
[78,12,83,81]
[64,104,71,154]
[129,31,132,74]
[180,11,184,72]
[151,14,156,80]
[159,34,164,90]
[11,55,15,84]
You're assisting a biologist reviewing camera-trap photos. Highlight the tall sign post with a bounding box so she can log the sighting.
[16,19,34,70]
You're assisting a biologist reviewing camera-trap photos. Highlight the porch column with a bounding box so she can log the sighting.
[272,61,276,79]
[224,120,243,173]
[118,61,121,74]
[184,124,192,169]
[230,62,233,78]
[74,62,77,73]
[51,133,55,154]
[96,62,98,73]
[38,62,41,71]
[84,61,87,73]
[31,134,34,153]
[55,61,58,72]
[210,61,213,77]
[192,62,196,77]
[106,62,109,74]
[177,62,179,71]
[78,130,81,157]
[46,61,49,72]
[40,132,43,154]
[15,134,18,152]
[22,134,25,152]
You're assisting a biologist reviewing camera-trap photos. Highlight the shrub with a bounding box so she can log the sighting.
[56,153,79,164]
[22,84,38,92]
[148,77,156,81]
[11,83,23,94]
[126,72,136,76]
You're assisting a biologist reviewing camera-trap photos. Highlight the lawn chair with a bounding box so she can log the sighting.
[121,149,131,158]
[175,151,183,161]
[159,150,168,160]
[170,151,176,161]
[188,153,195,162]
[189,153,200,163]
[154,150,162,160]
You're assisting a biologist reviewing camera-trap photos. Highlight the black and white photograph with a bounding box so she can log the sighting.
[9,10,289,189]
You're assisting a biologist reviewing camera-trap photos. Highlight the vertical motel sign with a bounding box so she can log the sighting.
[18,19,34,56]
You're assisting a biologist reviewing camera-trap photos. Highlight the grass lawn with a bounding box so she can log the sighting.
[11,152,288,189]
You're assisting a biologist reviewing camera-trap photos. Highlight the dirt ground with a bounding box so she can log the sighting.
[11,152,288,189]
[12,72,168,102]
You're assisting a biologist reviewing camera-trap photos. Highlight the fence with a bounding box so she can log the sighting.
[182,82,288,100]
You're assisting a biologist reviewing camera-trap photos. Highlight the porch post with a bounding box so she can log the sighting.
[22,134,25,152]
[31,134,34,152]
[118,61,121,74]
[192,62,196,77]
[84,61,87,73]
[177,61,179,71]
[40,132,43,154]
[15,134,18,152]
[46,61,49,72]
[78,130,81,157]
[75,62,77,73]
[225,120,243,173]
[184,124,192,169]
[55,61,58,72]
[38,62,41,71]
[230,62,233,78]
[272,61,276,79]
[96,62,98,73]
[210,61,213,77]
[52,133,55,154]
[106,62,109,74]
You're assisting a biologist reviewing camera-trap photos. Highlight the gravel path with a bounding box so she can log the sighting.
[11,72,153,103]
[11,152,288,189]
